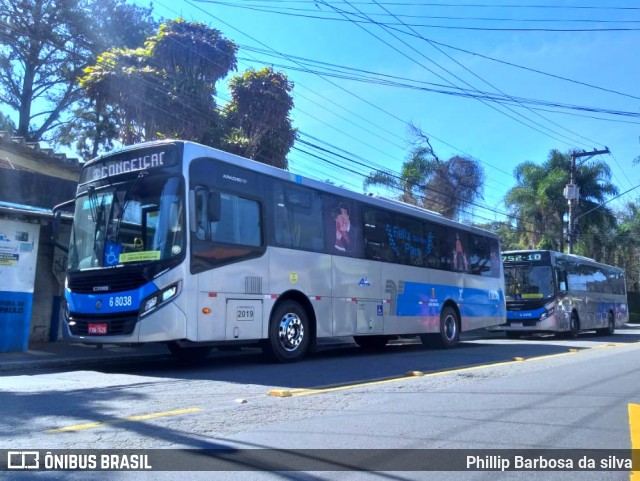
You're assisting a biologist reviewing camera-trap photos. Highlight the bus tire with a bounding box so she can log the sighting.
[596,312,615,336]
[421,305,460,349]
[264,300,310,363]
[167,342,212,362]
[354,335,389,350]
[564,312,580,339]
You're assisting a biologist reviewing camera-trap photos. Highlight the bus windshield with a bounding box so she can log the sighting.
[504,265,555,302]
[67,175,185,271]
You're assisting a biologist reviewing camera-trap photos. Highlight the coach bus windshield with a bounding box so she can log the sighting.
[504,264,555,302]
[67,175,185,272]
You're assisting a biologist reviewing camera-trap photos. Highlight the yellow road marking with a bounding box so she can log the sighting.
[273,358,530,398]
[272,342,633,398]
[46,407,202,433]
[629,404,640,481]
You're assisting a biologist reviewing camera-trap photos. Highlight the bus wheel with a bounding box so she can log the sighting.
[167,342,212,362]
[564,313,580,339]
[265,301,310,363]
[354,335,389,350]
[421,306,460,349]
[596,312,615,336]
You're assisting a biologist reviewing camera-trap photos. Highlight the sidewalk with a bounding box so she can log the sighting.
[0,341,171,373]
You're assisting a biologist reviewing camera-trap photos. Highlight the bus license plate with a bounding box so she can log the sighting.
[88,323,108,335]
[510,322,522,328]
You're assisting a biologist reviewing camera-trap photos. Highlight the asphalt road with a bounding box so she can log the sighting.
[2,326,640,481]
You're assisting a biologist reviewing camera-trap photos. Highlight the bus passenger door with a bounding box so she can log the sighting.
[226,299,263,340]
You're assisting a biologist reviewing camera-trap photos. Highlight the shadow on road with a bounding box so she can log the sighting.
[85,325,640,391]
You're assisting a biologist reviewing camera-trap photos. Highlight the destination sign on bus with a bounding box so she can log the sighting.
[502,251,550,263]
[80,147,178,184]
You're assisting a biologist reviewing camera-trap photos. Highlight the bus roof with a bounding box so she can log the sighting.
[82,140,499,240]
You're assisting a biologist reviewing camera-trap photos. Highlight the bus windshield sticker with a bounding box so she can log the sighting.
[104,242,121,267]
[521,293,544,299]
[119,251,161,263]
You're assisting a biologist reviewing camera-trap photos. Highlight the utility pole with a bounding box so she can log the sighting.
[564,148,610,254]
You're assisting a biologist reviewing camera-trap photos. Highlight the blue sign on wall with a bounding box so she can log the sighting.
[0,291,33,352]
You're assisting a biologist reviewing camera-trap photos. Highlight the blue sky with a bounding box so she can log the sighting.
[154,0,638,225]
[32,1,640,222]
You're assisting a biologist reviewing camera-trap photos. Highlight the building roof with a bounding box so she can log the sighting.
[0,131,82,175]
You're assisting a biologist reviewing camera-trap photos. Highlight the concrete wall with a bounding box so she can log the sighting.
[0,137,79,347]
[0,169,77,209]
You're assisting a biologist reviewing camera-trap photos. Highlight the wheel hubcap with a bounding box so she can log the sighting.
[279,313,304,352]
[443,314,457,341]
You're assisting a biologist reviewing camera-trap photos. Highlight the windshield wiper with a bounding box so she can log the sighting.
[87,186,108,263]
[110,171,148,243]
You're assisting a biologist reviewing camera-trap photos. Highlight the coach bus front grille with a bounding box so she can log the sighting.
[67,311,138,336]
[508,319,539,327]
[67,271,149,294]
[506,299,547,310]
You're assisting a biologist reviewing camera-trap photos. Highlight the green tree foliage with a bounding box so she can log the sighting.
[0,111,16,134]
[0,0,155,144]
[612,199,640,291]
[222,67,297,170]
[474,220,522,251]
[55,0,157,158]
[80,23,297,168]
[364,128,484,220]
[81,19,237,146]
[504,149,617,254]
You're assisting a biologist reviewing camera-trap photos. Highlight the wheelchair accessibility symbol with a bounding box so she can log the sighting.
[104,242,121,266]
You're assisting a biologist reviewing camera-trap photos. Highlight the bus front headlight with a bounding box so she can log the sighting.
[142,296,158,315]
[540,307,555,320]
[140,282,181,317]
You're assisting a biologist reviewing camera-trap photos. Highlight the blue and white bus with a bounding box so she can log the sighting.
[57,140,505,362]
[500,250,628,338]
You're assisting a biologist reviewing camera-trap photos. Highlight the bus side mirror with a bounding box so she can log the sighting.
[208,191,221,223]
[51,199,74,253]
[557,270,568,294]
[52,210,61,239]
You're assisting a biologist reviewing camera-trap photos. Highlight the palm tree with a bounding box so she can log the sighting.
[364,134,484,220]
[504,149,618,255]
[615,200,640,291]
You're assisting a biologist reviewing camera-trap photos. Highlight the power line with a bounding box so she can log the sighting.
[194,1,640,31]
[319,0,600,150]
[225,1,640,10]
[235,50,640,121]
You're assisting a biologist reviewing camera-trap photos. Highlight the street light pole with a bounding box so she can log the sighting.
[564,148,610,254]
